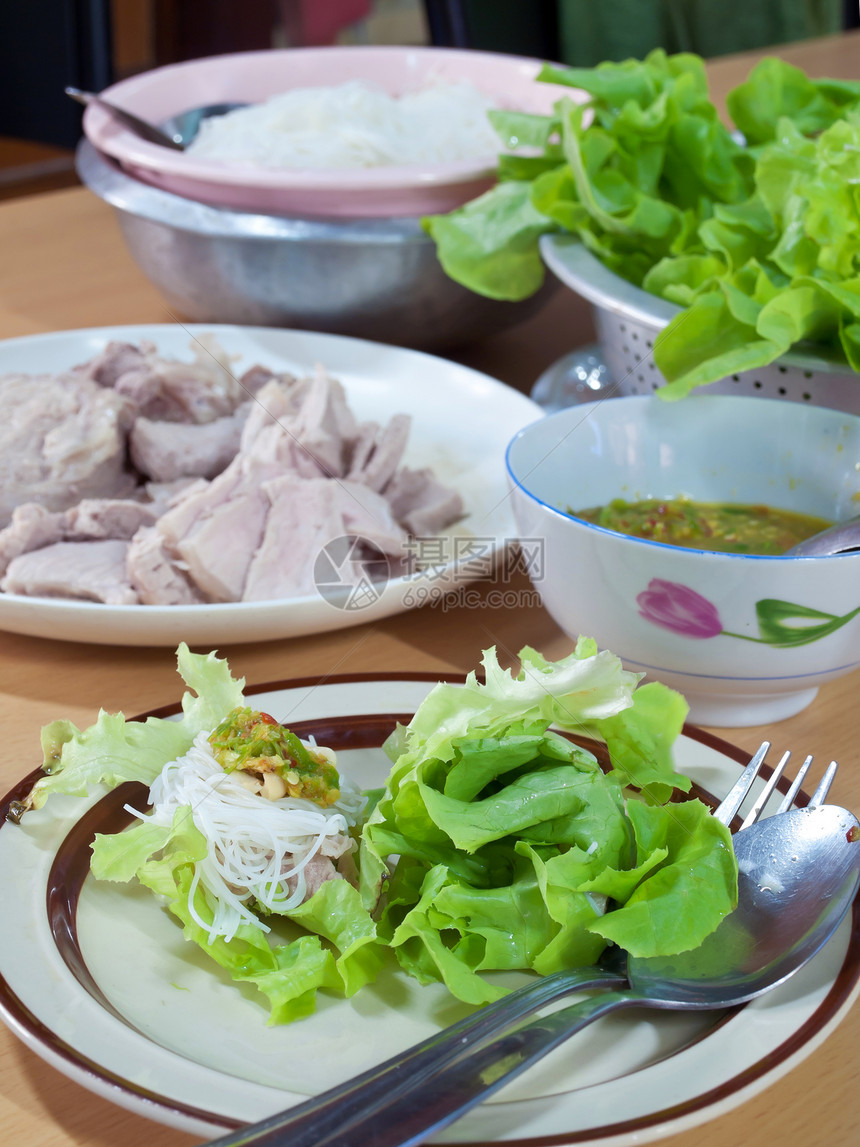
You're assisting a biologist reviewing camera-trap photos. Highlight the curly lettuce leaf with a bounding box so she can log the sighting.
[395,639,641,765]
[726,57,860,145]
[587,799,738,955]
[287,879,383,996]
[91,806,381,1024]
[423,49,751,305]
[21,644,245,813]
[424,49,860,394]
[360,642,733,1004]
[422,179,556,301]
[654,109,860,397]
[419,759,628,854]
[384,847,611,1004]
[585,680,691,802]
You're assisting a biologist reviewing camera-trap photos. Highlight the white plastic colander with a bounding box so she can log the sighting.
[540,234,860,414]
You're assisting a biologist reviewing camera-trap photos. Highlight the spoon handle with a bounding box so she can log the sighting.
[64,87,185,151]
[312,990,641,1147]
[205,966,626,1147]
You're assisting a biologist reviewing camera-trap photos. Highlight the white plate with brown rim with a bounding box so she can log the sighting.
[0,673,858,1144]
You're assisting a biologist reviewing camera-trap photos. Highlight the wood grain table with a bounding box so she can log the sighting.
[1,32,859,1147]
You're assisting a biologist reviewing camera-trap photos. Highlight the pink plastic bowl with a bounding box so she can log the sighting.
[83,45,570,218]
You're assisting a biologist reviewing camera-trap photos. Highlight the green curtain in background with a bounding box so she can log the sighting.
[463,0,845,65]
[557,0,844,65]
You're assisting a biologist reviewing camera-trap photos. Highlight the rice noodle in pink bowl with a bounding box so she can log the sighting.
[82,45,574,218]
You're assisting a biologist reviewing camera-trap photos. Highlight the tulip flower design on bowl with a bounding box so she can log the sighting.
[637,579,860,648]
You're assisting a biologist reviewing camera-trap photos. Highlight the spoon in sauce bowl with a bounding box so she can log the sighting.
[785,514,860,556]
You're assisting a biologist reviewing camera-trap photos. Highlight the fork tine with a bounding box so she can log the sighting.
[808,760,839,807]
[739,750,792,829]
[713,741,770,826]
[774,754,814,814]
[721,750,839,829]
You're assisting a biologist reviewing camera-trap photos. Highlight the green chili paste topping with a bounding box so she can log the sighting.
[208,706,340,806]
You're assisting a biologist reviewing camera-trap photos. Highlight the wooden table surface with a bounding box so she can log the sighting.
[1,32,859,1147]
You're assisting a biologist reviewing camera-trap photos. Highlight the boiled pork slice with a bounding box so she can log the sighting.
[0,504,66,576]
[156,469,242,553]
[129,404,250,482]
[66,498,159,539]
[156,454,283,602]
[337,479,408,557]
[238,364,280,393]
[242,370,359,478]
[347,421,381,477]
[346,413,411,492]
[242,476,350,602]
[0,372,135,528]
[74,340,153,388]
[79,335,248,423]
[292,364,360,475]
[0,498,160,576]
[285,853,341,900]
[1,540,138,604]
[144,478,208,515]
[384,468,465,537]
[126,527,205,605]
[239,376,311,446]
[242,475,405,601]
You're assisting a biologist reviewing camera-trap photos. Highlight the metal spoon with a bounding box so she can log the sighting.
[159,101,250,148]
[206,803,860,1147]
[65,87,247,151]
[786,513,860,556]
[66,86,185,150]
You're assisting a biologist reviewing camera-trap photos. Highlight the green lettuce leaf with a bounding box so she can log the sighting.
[361,641,735,1004]
[64,647,382,1025]
[286,879,383,996]
[23,643,245,812]
[92,805,382,1024]
[727,57,860,145]
[424,49,860,395]
[588,799,738,955]
[422,179,557,300]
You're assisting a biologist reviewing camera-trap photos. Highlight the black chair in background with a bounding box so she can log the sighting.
[423,0,559,58]
[0,0,279,151]
[0,0,112,149]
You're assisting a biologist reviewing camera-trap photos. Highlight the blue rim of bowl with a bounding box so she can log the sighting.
[504,406,844,562]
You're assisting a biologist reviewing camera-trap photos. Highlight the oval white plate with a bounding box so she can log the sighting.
[0,324,540,646]
[0,675,857,1144]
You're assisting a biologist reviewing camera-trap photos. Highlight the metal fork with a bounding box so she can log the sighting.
[713,739,838,829]
[207,741,839,1147]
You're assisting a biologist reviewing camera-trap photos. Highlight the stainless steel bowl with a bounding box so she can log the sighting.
[76,140,555,351]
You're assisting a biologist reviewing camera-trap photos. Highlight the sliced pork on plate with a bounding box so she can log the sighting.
[0,338,464,605]
[0,372,135,526]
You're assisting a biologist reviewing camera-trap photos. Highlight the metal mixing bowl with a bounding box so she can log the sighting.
[76,140,554,351]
